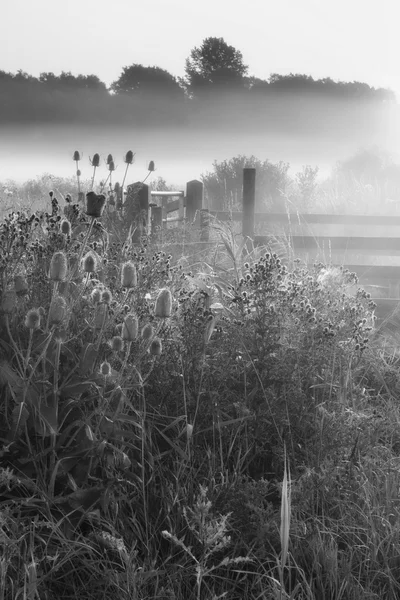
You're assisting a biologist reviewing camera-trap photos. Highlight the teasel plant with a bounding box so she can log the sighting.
[142,160,155,183]
[89,153,100,190]
[121,150,136,195]
[73,150,82,196]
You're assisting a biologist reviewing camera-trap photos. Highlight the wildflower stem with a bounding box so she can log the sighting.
[90,166,97,190]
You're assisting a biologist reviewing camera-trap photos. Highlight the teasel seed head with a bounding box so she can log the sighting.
[82,251,97,273]
[149,337,162,356]
[148,160,155,172]
[100,361,111,377]
[121,261,137,288]
[141,323,154,341]
[108,160,115,172]
[49,251,68,282]
[90,287,102,304]
[101,289,112,304]
[25,308,41,330]
[86,191,106,218]
[1,290,17,314]
[124,150,134,165]
[73,151,80,162]
[14,275,29,295]
[90,153,100,167]
[154,288,172,318]
[122,313,138,341]
[110,335,124,352]
[106,154,113,165]
[49,296,67,325]
[94,302,108,330]
[60,219,71,236]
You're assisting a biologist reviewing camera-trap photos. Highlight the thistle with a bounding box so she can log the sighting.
[49,251,68,282]
[122,313,138,341]
[154,288,172,318]
[121,261,137,288]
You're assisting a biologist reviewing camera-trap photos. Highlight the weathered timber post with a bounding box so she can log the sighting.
[200,209,210,242]
[125,182,150,243]
[151,206,163,237]
[186,180,203,225]
[242,168,256,239]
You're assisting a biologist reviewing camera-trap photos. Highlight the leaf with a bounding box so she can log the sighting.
[80,343,98,376]
[9,403,29,440]
[40,404,59,435]
[60,378,95,399]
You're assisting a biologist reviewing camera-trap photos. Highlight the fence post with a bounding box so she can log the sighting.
[151,206,163,237]
[186,180,203,225]
[200,209,210,242]
[125,182,150,243]
[242,168,256,239]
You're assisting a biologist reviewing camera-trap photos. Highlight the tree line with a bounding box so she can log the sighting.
[0,37,395,125]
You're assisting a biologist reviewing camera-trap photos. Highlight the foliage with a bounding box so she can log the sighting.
[110,64,185,99]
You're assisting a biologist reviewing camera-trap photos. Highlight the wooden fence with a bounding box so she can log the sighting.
[123,170,400,321]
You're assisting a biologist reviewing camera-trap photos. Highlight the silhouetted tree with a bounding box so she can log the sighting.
[39,71,107,91]
[182,37,248,98]
[110,64,184,98]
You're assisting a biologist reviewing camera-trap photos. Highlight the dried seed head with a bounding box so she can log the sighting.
[148,160,155,172]
[86,191,106,218]
[124,150,134,165]
[14,275,28,294]
[149,337,162,356]
[108,161,115,172]
[114,182,121,193]
[90,288,102,304]
[121,261,137,288]
[49,296,67,325]
[100,361,111,376]
[101,289,112,304]
[49,190,54,198]
[82,251,97,273]
[60,219,71,235]
[25,308,41,330]
[106,154,113,165]
[141,323,154,341]
[91,153,100,167]
[49,251,68,282]
[73,151,80,162]
[122,313,138,341]
[154,288,172,318]
[110,335,124,352]
[94,302,108,330]
[1,290,17,314]
[38,306,46,317]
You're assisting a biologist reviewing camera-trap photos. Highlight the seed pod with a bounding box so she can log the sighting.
[25,308,41,330]
[1,290,17,314]
[141,323,154,341]
[106,154,113,165]
[49,296,67,325]
[149,337,162,356]
[101,289,112,304]
[60,219,71,235]
[49,251,68,282]
[73,151,80,162]
[148,160,155,172]
[100,361,111,376]
[86,191,106,218]
[94,302,108,330]
[90,153,100,167]
[82,251,97,273]
[121,261,137,288]
[14,275,28,294]
[110,335,124,352]
[122,313,138,341]
[154,288,172,318]
[90,288,102,304]
[124,150,134,165]
[108,161,115,172]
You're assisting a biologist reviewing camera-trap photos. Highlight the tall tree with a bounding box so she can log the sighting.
[182,37,248,97]
[110,64,184,98]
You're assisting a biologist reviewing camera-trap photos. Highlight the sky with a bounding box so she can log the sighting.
[2,0,399,99]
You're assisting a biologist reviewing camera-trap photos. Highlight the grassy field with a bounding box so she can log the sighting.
[2,154,400,600]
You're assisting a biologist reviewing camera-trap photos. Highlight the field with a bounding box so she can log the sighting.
[2,153,400,600]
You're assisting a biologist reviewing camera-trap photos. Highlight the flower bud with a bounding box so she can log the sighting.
[122,313,138,341]
[49,296,67,325]
[100,361,111,376]
[154,288,172,318]
[60,219,71,235]
[141,323,154,341]
[86,191,106,218]
[25,308,41,330]
[14,275,28,295]
[94,302,108,330]
[73,151,80,162]
[121,261,137,288]
[82,251,97,273]
[148,160,155,172]
[49,251,68,282]
[101,289,112,304]
[149,337,162,356]
[124,150,134,165]
[90,288,102,304]
[1,290,17,314]
[110,335,124,352]
[90,153,100,167]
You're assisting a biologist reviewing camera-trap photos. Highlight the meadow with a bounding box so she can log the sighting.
[2,151,400,600]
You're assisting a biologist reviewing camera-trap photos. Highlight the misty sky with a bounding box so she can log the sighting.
[2,0,399,99]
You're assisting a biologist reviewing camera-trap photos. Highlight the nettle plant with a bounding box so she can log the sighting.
[0,189,176,540]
